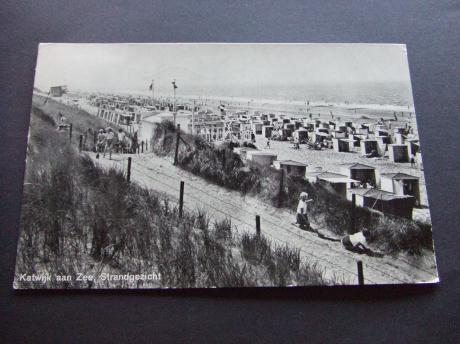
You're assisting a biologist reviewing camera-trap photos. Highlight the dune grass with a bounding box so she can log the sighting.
[152,120,433,256]
[14,103,329,288]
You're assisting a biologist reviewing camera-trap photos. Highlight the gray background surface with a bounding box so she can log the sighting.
[0,1,459,343]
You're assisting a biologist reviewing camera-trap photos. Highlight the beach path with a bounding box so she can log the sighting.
[87,151,438,285]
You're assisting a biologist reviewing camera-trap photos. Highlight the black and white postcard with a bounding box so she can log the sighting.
[14,43,439,288]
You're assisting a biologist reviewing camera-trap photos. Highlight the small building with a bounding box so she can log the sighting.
[311,132,330,143]
[316,171,359,198]
[262,125,274,138]
[233,147,258,160]
[139,112,162,146]
[360,139,379,156]
[293,128,308,142]
[246,151,278,168]
[284,123,296,132]
[380,172,420,206]
[252,122,263,135]
[347,188,415,219]
[273,160,308,178]
[49,85,67,97]
[332,138,353,153]
[388,144,409,163]
[340,163,376,186]
[375,136,392,156]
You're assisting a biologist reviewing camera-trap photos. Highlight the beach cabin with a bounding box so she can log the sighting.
[332,131,347,139]
[340,163,376,186]
[388,144,409,163]
[360,139,379,156]
[139,112,163,148]
[316,171,359,198]
[246,151,278,168]
[332,138,353,153]
[252,122,263,135]
[311,131,330,143]
[406,139,420,156]
[273,160,308,178]
[284,123,296,132]
[380,172,420,205]
[233,147,258,160]
[262,125,274,138]
[394,133,405,145]
[281,128,292,139]
[347,188,415,219]
[49,85,67,97]
[293,128,308,142]
[375,136,392,156]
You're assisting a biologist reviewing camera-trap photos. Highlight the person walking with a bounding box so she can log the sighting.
[266,138,270,149]
[104,127,115,159]
[296,192,313,231]
[117,128,126,153]
[96,129,106,159]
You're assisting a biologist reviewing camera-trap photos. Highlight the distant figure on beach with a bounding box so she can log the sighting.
[251,132,256,144]
[266,138,270,149]
[295,192,313,231]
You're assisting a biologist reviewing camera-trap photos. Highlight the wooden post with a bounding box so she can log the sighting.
[255,215,261,236]
[69,123,73,142]
[93,130,97,152]
[278,169,284,208]
[127,157,132,182]
[79,134,83,152]
[357,261,364,285]
[141,141,144,153]
[174,124,181,165]
[351,193,356,233]
[179,181,184,218]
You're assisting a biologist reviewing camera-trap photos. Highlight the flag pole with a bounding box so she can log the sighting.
[151,79,154,102]
[173,79,177,127]
[192,99,195,135]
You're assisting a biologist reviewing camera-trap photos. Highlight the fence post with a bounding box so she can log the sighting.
[255,215,261,236]
[93,130,97,151]
[179,181,184,218]
[357,260,364,285]
[69,123,73,143]
[79,134,83,152]
[141,141,144,153]
[174,124,181,165]
[278,169,284,208]
[127,157,132,182]
[350,193,356,233]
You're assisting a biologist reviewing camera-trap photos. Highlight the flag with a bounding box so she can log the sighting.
[172,80,178,89]
[149,82,153,90]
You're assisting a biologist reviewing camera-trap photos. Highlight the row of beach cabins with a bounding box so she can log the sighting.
[85,94,422,220]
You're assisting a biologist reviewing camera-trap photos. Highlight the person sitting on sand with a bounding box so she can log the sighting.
[342,229,371,254]
[56,112,70,131]
[342,229,384,257]
[296,192,313,231]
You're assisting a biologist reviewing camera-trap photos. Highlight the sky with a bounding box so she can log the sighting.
[34,43,413,101]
